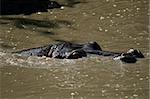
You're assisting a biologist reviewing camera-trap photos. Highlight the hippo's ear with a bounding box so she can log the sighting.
[127,48,144,58]
[83,41,102,51]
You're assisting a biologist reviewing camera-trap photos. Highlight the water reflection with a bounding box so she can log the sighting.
[62,0,87,7]
[1,0,87,15]
[0,17,73,34]
[1,0,62,15]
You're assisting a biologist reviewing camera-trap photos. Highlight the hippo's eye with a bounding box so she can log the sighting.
[72,52,79,58]
[121,53,125,56]
[67,51,81,59]
[72,52,77,55]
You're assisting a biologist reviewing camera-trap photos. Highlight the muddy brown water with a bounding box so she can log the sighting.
[0,0,149,99]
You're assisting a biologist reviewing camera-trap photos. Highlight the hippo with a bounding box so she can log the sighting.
[15,41,144,63]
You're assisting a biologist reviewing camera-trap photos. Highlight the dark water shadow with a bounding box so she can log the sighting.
[54,39,77,43]
[0,43,14,49]
[40,31,55,35]
[0,17,73,35]
[0,0,61,15]
[63,0,87,7]
[0,0,87,15]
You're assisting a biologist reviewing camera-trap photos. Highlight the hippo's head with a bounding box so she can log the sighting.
[113,48,145,63]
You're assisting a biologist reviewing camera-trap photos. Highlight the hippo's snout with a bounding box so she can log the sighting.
[114,53,137,63]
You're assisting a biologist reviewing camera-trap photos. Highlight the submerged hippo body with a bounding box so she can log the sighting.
[15,42,144,63]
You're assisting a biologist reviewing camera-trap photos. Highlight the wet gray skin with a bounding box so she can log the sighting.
[15,41,144,63]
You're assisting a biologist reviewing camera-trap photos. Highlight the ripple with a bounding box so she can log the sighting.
[0,52,89,68]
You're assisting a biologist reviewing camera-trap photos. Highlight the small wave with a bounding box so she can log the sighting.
[0,52,92,68]
[0,51,143,74]
[0,51,111,68]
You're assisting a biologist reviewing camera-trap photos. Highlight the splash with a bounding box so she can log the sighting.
[0,51,129,77]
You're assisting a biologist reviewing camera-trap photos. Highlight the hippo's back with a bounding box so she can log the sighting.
[15,45,52,57]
